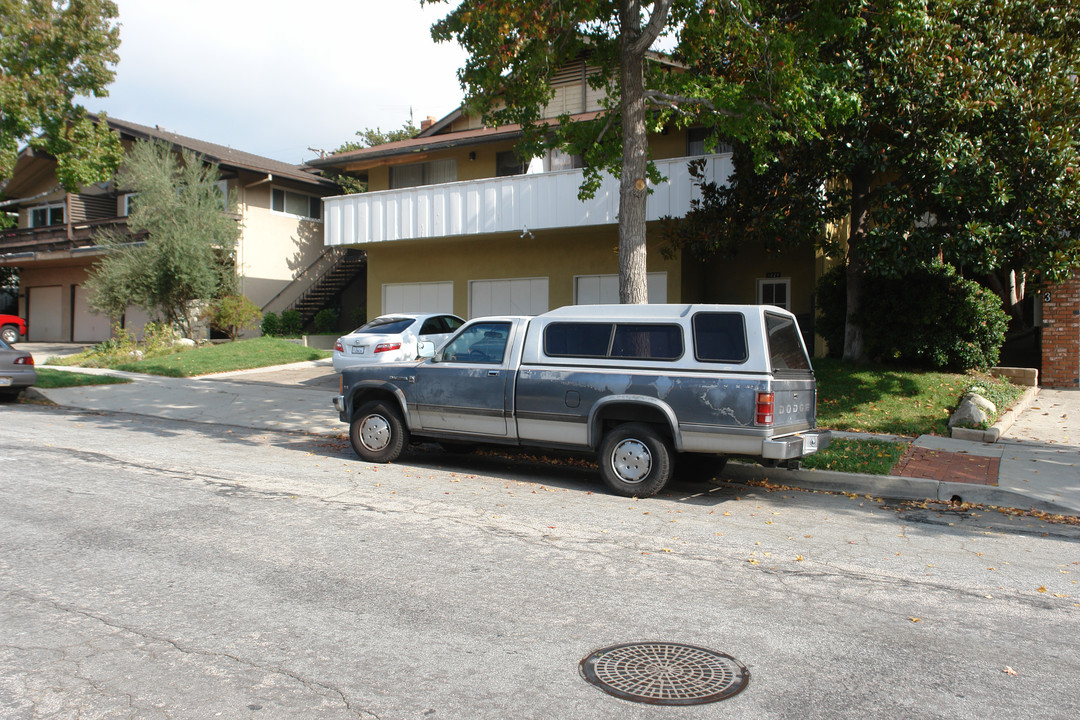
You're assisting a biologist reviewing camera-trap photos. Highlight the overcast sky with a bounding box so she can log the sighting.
[86,0,469,165]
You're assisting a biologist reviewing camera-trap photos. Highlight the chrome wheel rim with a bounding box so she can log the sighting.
[358,413,391,452]
[611,439,652,484]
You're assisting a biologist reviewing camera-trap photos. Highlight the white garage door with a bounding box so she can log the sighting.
[382,281,454,314]
[469,277,549,318]
[123,305,153,338]
[73,286,112,343]
[27,285,63,341]
[574,272,668,304]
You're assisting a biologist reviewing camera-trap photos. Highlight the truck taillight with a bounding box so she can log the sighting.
[756,392,774,425]
[374,342,402,354]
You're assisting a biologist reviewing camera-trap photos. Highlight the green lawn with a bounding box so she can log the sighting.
[801,437,910,475]
[812,358,1025,437]
[111,337,330,377]
[33,368,132,388]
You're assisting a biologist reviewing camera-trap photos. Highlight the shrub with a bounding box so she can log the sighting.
[816,263,1008,371]
[313,308,339,334]
[280,309,303,336]
[205,294,262,340]
[261,311,281,337]
[350,306,367,328]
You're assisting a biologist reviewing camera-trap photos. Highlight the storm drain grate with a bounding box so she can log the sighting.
[580,642,749,705]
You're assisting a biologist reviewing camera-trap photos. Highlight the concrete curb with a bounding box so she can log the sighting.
[952,385,1041,443]
[719,462,1078,517]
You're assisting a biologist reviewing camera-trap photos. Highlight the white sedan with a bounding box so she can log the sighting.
[332,313,465,372]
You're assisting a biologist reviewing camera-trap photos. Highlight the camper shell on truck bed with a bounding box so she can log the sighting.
[333,304,831,497]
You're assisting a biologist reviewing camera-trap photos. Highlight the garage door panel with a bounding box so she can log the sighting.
[27,286,63,341]
[469,278,549,318]
[73,286,112,343]
[382,281,454,314]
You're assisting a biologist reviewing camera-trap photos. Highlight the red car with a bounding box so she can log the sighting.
[0,314,27,345]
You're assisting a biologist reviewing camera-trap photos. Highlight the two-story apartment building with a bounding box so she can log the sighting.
[310,59,829,350]
[0,117,339,342]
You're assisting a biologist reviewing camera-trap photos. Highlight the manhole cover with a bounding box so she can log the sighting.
[580,642,749,705]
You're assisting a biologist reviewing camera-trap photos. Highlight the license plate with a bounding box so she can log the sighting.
[0,377,11,387]
[350,346,365,355]
[802,433,819,453]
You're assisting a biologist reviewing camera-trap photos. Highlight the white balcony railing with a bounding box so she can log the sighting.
[323,153,733,247]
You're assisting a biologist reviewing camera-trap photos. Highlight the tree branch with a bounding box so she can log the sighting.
[629,0,675,56]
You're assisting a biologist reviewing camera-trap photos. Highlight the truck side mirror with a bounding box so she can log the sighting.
[417,340,436,359]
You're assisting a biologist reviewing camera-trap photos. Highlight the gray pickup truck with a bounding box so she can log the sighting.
[333,304,830,497]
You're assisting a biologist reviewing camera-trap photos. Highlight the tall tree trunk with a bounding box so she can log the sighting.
[843,170,873,362]
[986,269,1027,327]
[618,8,650,305]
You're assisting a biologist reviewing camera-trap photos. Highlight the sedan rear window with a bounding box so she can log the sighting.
[355,318,415,334]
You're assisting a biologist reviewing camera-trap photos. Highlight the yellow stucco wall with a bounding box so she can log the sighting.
[364,223,682,318]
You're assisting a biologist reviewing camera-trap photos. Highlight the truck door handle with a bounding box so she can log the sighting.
[488,370,500,377]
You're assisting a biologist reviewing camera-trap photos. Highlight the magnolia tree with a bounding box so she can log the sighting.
[422,0,860,303]
[661,0,1080,361]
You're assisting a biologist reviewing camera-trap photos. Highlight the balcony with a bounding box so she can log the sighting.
[323,153,733,247]
[0,218,138,261]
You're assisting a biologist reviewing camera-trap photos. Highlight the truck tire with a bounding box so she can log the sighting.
[350,400,410,463]
[0,324,18,345]
[598,423,673,497]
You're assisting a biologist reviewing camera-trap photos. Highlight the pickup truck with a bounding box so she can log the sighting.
[333,304,831,497]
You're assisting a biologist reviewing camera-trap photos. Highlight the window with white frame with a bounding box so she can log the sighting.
[574,272,667,305]
[757,277,790,310]
[389,158,457,189]
[271,187,322,220]
[687,127,733,156]
[28,203,65,227]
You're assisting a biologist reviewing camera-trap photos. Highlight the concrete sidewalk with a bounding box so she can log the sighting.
[24,361,1080,516]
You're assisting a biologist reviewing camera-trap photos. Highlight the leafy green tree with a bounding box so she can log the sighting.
[86,141,241,337]
[0,0,123,189]
[323,120,421,193]
[204,294,262,341]
[663,0,1080,361]
[423,0,859,302]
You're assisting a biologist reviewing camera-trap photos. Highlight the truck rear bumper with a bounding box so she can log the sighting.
[762,430,832,460]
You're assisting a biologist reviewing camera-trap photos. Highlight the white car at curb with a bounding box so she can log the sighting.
[332,313,464,372]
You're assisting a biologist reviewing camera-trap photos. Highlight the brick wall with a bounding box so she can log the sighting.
[1041,268,1080,388]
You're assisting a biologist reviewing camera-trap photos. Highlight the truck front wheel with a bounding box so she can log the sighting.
[598,423,673,497]
[350,400,410,463]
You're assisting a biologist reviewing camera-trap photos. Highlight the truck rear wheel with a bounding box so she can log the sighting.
[350,400,409,463]
[598,423,673,497]
[1,324,18,344]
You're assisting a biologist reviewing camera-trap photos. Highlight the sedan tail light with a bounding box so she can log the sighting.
[374,342,402,354]
[14,355,34,365]
[755,392,774,426]
[334,341,344,353]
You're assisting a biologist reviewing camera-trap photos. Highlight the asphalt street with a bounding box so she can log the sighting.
[2,404,1078,719]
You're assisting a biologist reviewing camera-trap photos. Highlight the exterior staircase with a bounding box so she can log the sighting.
[286,249,366,327]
